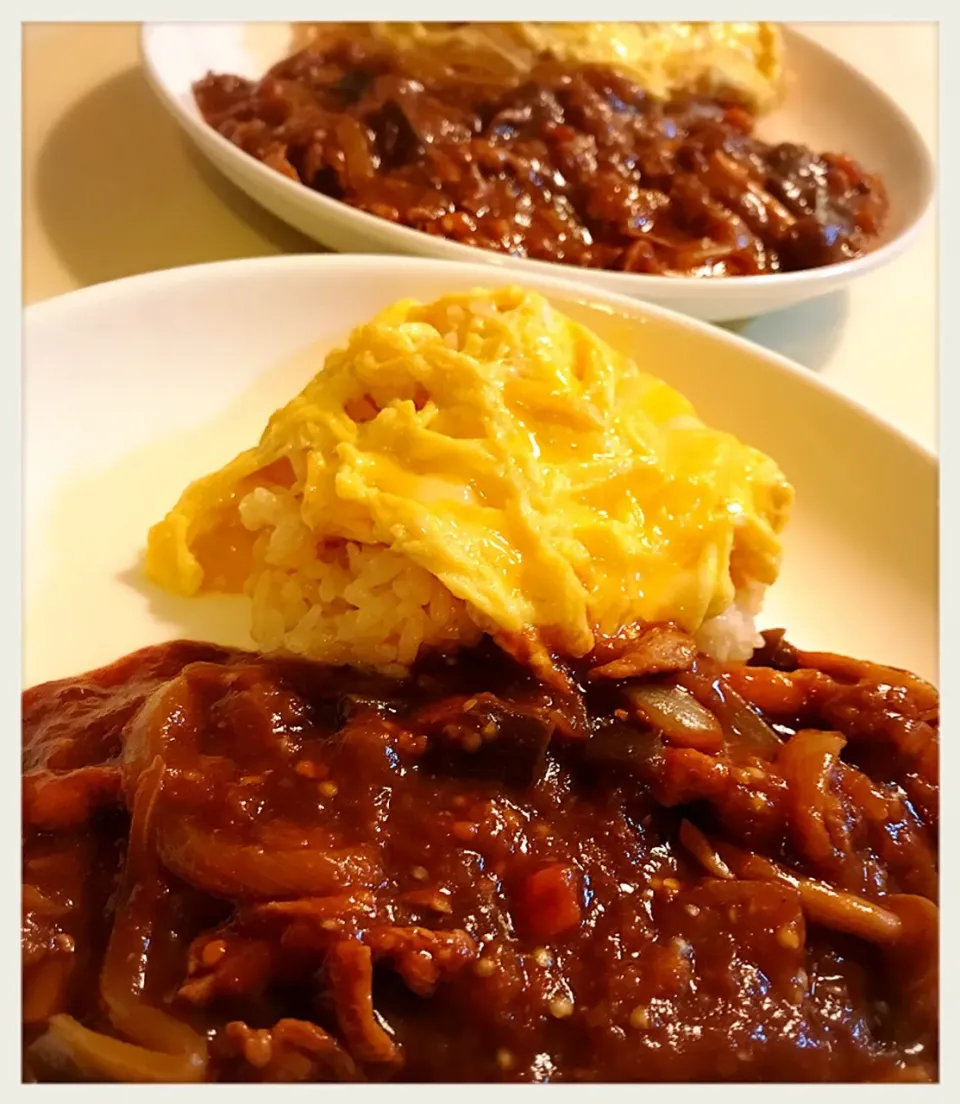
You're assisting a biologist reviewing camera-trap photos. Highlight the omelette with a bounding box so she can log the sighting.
[146,288,793,673]
[296,21,785,113]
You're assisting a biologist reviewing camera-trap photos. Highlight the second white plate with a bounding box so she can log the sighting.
[140,23,934,324]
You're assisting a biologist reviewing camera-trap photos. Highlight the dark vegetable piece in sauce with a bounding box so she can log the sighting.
[414,692,554,787]
[22,635,937,1083]
[622,682,724,752]
[193,39,888,277]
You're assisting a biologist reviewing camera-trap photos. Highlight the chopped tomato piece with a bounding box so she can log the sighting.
[514,863,583,940]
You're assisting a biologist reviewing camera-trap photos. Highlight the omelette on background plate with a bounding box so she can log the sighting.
[295,21,785,113]
[146,287,792,675]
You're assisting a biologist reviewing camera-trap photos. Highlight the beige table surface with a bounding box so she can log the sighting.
[23,22,938,450]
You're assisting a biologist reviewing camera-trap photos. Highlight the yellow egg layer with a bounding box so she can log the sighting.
[145,287,792,664]
[298,21,784,113]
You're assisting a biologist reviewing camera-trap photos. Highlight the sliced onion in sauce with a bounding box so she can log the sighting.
[679,818,734,880]
[27,1015,206,1083]
[677,661,782,759]
[623,683,723,752]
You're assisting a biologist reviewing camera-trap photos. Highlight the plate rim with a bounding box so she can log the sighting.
[137,22,936,299]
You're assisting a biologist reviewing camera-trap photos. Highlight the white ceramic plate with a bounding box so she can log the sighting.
[139,23,934,324]
[23,255,936,690]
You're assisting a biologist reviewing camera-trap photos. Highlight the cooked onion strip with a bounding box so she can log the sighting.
[716,842,903,945]
[624,684,723,752]
[677,661,781,758]
[679,819,734,880]
[778,729,847,866]
[121,676,201,801]
[157,819,382,899]
[28,1015,205,1083]
[101,757,209,1070]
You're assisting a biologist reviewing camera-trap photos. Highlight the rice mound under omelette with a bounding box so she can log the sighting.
[145,288,793,674]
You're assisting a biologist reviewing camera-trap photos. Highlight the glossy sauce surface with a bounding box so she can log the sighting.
[194,41,889,277]
[23,636,937,1082]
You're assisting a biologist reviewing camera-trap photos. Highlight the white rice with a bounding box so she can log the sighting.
[695,580,766,663]
[239,485,765,672]
[239,486,482,674]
